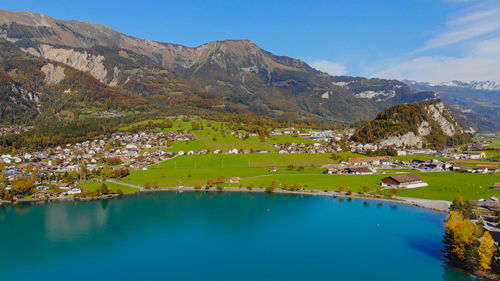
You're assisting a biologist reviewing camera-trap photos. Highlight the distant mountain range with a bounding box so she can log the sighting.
[407,80,500,92]
[405,80,500,134]
[0,9,442,128]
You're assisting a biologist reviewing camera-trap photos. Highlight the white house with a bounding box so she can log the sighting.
[67,187,82,195]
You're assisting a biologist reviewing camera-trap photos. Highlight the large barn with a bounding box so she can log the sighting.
[381,174,428,189]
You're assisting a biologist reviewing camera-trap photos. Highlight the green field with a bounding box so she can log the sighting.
[117,153,500,201]
[122,118,323,152]
[80,182,139,194]
[392,154,448,162]
[115,119,500,202]
[383,173,500,201]
[122,153,348,187]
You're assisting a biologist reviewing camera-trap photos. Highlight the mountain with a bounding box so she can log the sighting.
[352,100,471,148]
[405,80,500,134]
[438,80,500,91]
[0,9,437,125]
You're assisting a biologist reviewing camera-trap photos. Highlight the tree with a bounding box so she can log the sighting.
[390,189,398,196]
[194,182,202,190]
[478,231,497,271]
[450,194,474,219]
[79,163,88,181]
[100,183,109,194]
[443,211,482,271]
[450,194,464,212]
[338,186,345,192]
[362,186,370,193]
[216,176,226,183]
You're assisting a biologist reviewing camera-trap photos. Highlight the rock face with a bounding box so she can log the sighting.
[28,45,107,82]
[426,102,463,136]
[0,9,441,124]
[352,100,469,148]
[379,132,423,148]
[41,63,65,84]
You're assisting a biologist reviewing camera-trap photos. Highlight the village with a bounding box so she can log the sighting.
[0,123,498,203]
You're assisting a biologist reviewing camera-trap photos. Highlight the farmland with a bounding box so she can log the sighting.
[117,153,500,201]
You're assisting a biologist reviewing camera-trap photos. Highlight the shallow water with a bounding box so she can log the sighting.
[0,192,480,280]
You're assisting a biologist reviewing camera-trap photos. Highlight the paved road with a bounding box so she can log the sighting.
[106,180,144,191]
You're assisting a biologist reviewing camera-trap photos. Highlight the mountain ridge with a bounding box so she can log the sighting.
[0,9,442,126]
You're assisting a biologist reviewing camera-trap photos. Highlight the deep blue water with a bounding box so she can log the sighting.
[0,192,480,280]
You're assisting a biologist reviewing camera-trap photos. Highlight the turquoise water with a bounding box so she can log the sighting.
[0,192,479,281]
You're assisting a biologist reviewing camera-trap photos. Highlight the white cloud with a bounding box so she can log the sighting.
[372,0,500,83]
[416,2,500,52]
[308,60,348,76]
[374,55,500,83]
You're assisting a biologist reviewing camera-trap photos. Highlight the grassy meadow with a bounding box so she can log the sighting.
[121,118,323,152]
[80,181,139,194]
[116,152,500,201]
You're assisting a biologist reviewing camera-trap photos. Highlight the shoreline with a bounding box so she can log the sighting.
[0,185,451,213]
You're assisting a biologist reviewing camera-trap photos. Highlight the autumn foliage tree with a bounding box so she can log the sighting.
[443,207,499,274]
[478,231,497,271]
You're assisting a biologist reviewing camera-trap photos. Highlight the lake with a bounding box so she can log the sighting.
[0,192,480,280]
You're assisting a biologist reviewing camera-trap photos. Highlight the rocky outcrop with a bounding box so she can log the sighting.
[25,44,108,83]
[41,63,65,84]
[426,101,463,136]
[352,100,470,148]
[379,132,423,147]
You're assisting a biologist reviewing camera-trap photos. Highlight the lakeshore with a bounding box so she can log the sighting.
[0,183,452,213]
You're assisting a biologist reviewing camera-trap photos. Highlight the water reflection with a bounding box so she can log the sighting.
[0,193,474,281]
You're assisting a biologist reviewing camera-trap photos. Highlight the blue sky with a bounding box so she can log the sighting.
[1,0,499,82]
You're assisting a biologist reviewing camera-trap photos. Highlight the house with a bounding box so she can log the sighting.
[348,156,391,166]
[492,183,500,189]
[397,150,407,156]
[453,165,473,173]
[33,190,52,198]
[67,186,82,195]
[476,164,498,174]
[228,148,239,154]
[327,168,340,174]
[59,183,70,190]
[269,167,277,172]
[466,151,487,159]
[346,167,374,175]
[381,174,427,188]
[229,177,241,183]
[471,196,500,208]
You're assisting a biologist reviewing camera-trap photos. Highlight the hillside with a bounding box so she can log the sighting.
[352,100,471,148]
[0,9,438,125]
